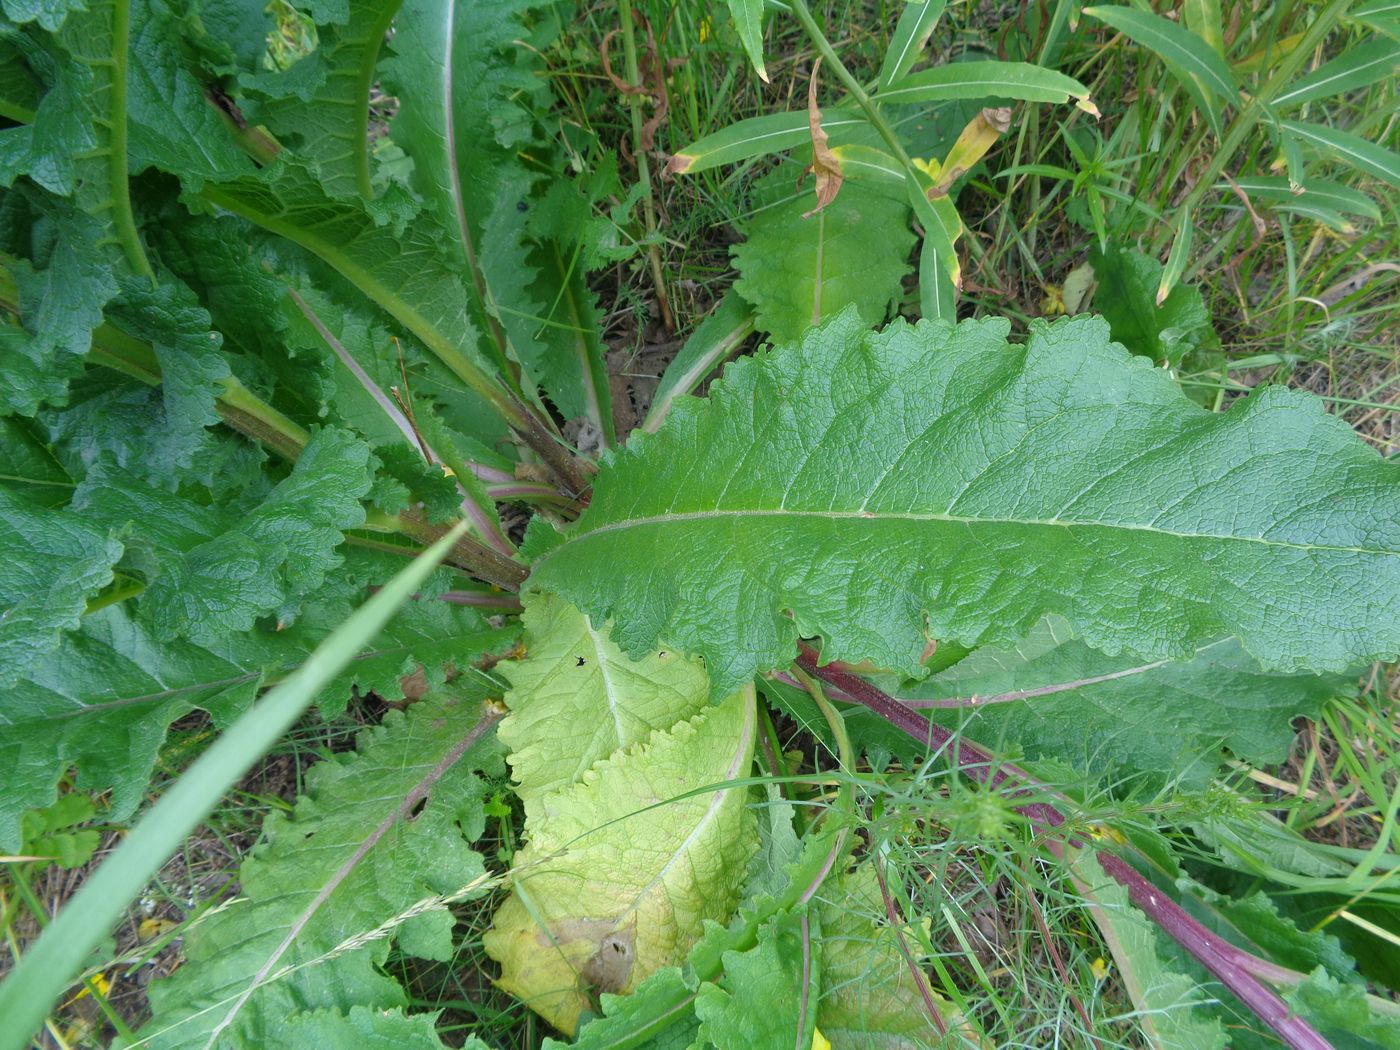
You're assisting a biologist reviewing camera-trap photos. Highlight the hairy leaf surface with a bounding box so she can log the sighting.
[485,687,759,1035]
[527,309,1400,693]
[499,593,710,818]
[139,687,503,1050]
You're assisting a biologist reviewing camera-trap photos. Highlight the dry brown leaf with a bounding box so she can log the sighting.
[800,58,844,218]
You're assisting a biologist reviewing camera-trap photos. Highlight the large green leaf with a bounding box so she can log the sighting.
[903,616,1346,783]
[384,0,608,426]
[0,598,506,851]
[0,487,121,689]
[485,686,759,1036]
[239,0,402,200]
[526,309,1400,694]
[732,169,915,343]
[499,593,710,818]
[198,159,498,406]
[137,686,504,1050]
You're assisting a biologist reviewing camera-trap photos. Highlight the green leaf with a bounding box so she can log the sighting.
[75,427,375,642]
[643,291,754,433]
[125,0,255,186]
[1089,244,1216,368]
[903,616,1345,784]
[137,687,503,1050]
[0,197,121,414]
[732,170,914,343]
[198,159,498,408]
[275,1007,466,1050]
[1287,968,1400,1048]
[1227,176,1382,221]
[725,0,768,83]
[694,907,821,1050]
[23,0,153,275]
[878,61,1094,108]
[499,593,711,818]
[526,309,1400,695]
[1281,119,1400,189]
[19,792,99,868]
[565,968,700,1050]
[99,274,232,480]
[815,866,974,1047]
[1274,38,1400,108]
[0,597,505,851]
[1,0,83,31]
[878,0,947,89]
[1084,4,1234,134]
[1083,6,1238,101]
[485,686,759,1036]
[0,487,122,689]
[240,0,402,200]
[667,110,869,176]
[0,520,475,1047]
[1070,853,1229,1050]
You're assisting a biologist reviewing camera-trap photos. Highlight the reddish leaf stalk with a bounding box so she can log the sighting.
[794,646,1332,1050]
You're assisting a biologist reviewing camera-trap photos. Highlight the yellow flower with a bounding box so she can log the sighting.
[1040,285,1066,316]
[1091,957,1111,982]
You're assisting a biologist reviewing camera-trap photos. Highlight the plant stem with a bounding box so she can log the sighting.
[616,0,675,333]
[107,0,155,282]
[795,646,1333,1050]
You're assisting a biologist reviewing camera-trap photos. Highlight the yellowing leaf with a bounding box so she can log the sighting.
[931,107,1012,197]
[485,686,759,1035]
[498,593,710,819]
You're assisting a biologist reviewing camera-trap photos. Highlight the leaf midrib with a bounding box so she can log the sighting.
[548,507,1396,558]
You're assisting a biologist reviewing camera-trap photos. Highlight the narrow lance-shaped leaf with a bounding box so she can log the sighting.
[878,0,948,89]
[879,61,1096,113]
[526,308,1400,695]
[1273,38,1400,108]
[1281,118,1400,189]
[725,0,768,83]
[667,110,869,175]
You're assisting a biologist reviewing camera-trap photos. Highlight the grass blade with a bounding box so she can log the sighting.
[0,520,472,1050]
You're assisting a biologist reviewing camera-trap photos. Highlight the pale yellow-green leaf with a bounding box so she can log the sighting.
[485,687,759,1035]
[498,593,710,819]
